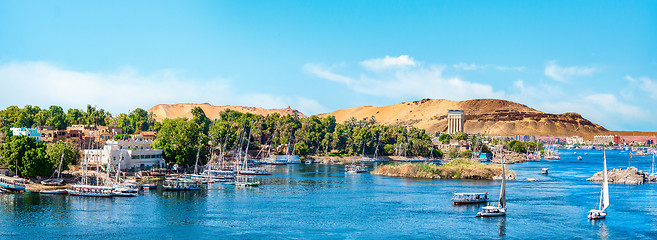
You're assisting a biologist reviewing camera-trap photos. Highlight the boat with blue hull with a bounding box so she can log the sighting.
[0,175,26,191]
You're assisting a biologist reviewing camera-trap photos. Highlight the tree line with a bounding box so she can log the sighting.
[152,107,441,167]
[0,105,160,136]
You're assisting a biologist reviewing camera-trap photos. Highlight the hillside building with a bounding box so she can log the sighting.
[566,136,584,145]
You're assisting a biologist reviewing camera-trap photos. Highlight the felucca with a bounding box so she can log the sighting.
[588,150,609,220]
[477,155,507,217]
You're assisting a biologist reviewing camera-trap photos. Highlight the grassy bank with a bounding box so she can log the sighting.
[371,158,515,180]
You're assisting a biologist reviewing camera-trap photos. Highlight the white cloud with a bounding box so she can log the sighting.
[360,55,417,71]
[626,75,657,99]
[453,62,489,71]
[0,61,327,116]
[452,62,524,71]
[544,61,595,82]
[305,60,504,101]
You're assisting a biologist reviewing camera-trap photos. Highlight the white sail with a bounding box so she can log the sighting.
[499,156,506,209]
[601,150,609,211]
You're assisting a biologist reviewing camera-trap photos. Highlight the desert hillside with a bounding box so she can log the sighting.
[317,99,609,139]
[148,103,306,122]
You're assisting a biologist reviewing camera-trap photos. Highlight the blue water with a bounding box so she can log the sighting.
[1,150,656,239]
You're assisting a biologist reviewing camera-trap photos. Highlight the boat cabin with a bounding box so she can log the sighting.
[451,192,488,204]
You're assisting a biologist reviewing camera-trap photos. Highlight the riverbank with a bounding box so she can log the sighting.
[371,158,516,180]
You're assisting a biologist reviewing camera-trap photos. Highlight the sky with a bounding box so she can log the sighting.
[0,1,656,131]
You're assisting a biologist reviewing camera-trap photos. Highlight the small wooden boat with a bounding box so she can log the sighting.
[40,189,68,194]
[41,178,64,186]
[239,169,271,175]
[451,192,488,204]
[141,182,157,190]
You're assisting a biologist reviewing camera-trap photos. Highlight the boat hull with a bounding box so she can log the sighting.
[453,200,487,205]
[0,183,26,191]
[40,189,67,194]
[476,212,506,217]
[66,190,112,197]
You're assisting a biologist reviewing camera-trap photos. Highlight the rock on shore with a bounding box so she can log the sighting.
[587,167,657,185]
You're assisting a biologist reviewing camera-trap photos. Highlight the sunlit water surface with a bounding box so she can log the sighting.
[1,150,656,239]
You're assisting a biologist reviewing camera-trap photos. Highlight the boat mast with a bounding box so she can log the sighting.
[601,150,609,211]
[243,121,253,170]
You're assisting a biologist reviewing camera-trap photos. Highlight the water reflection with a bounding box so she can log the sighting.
[498,216,506,237]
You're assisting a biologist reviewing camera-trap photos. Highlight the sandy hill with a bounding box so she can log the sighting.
[317,99,609,139]
[148,103,306,122]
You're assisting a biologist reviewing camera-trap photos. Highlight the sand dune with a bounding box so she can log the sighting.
[148,103,306,122]
[317,99,609,138]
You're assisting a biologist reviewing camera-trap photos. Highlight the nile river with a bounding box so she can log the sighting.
[1,150,656,239]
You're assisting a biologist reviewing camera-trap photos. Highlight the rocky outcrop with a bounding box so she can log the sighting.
[148,103,306,122]
[587,167,657,184]
[318,98,609,138]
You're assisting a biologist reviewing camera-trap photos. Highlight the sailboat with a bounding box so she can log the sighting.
[477,154,507,217]
[588,150,609,220]
[238,121,271,175]
[67,148,113,197]
[41,152,65,186]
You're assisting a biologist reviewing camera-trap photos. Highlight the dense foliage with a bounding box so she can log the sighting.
[0,105,159,136]
[0,136,80,177]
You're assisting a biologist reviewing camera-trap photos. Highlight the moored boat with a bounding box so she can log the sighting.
[345,164,368,173]
[162,179,201,191]
[66,185,114,197]
[40,189,68,194]
[0,175,26,192]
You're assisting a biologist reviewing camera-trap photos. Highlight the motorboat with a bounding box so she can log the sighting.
[162,179,201,191]
[40,189,67,194]
[451,192,488,204]
[542,168,549,175]
[345,164,368,173]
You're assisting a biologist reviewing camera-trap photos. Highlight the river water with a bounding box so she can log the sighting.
[1,149,656,239]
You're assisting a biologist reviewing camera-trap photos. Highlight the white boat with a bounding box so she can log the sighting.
[67,185,114,197]
[238,168,271,175]
[542,168,549,174]
[451,192,488,204]
[235,176,260,187]
[162,178,201,191]
[477,156,507,217]
[577,156,582,161]
[0,175,26,191]
[345,164,368,173]
[42,152,66,186]
[588,151,610,220]
[40,189,67,194]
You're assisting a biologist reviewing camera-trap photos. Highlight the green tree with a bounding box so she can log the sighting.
[295,141,310,156]
[0,135,51,177]
[439,133,452,144]
[45,141,80,173]
[152,118,208,167]
[191,106,211,135]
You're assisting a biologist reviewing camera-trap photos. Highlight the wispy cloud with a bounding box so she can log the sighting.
[360,55,417,71]
[0,61,328,115]
[625,75,657,99]
[453,62,489,71]
[544,61,595,82]
[306,58,504,101]
[452,62,524,72]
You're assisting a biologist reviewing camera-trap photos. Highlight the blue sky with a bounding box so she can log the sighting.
[0,1,655,131]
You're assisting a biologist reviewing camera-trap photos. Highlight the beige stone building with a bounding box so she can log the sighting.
[447,110,465,134]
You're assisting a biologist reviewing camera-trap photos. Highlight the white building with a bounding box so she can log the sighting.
[566,136,584,145]
[10,127,41,141]
[84,139,164,171]
[447,110,465,134]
